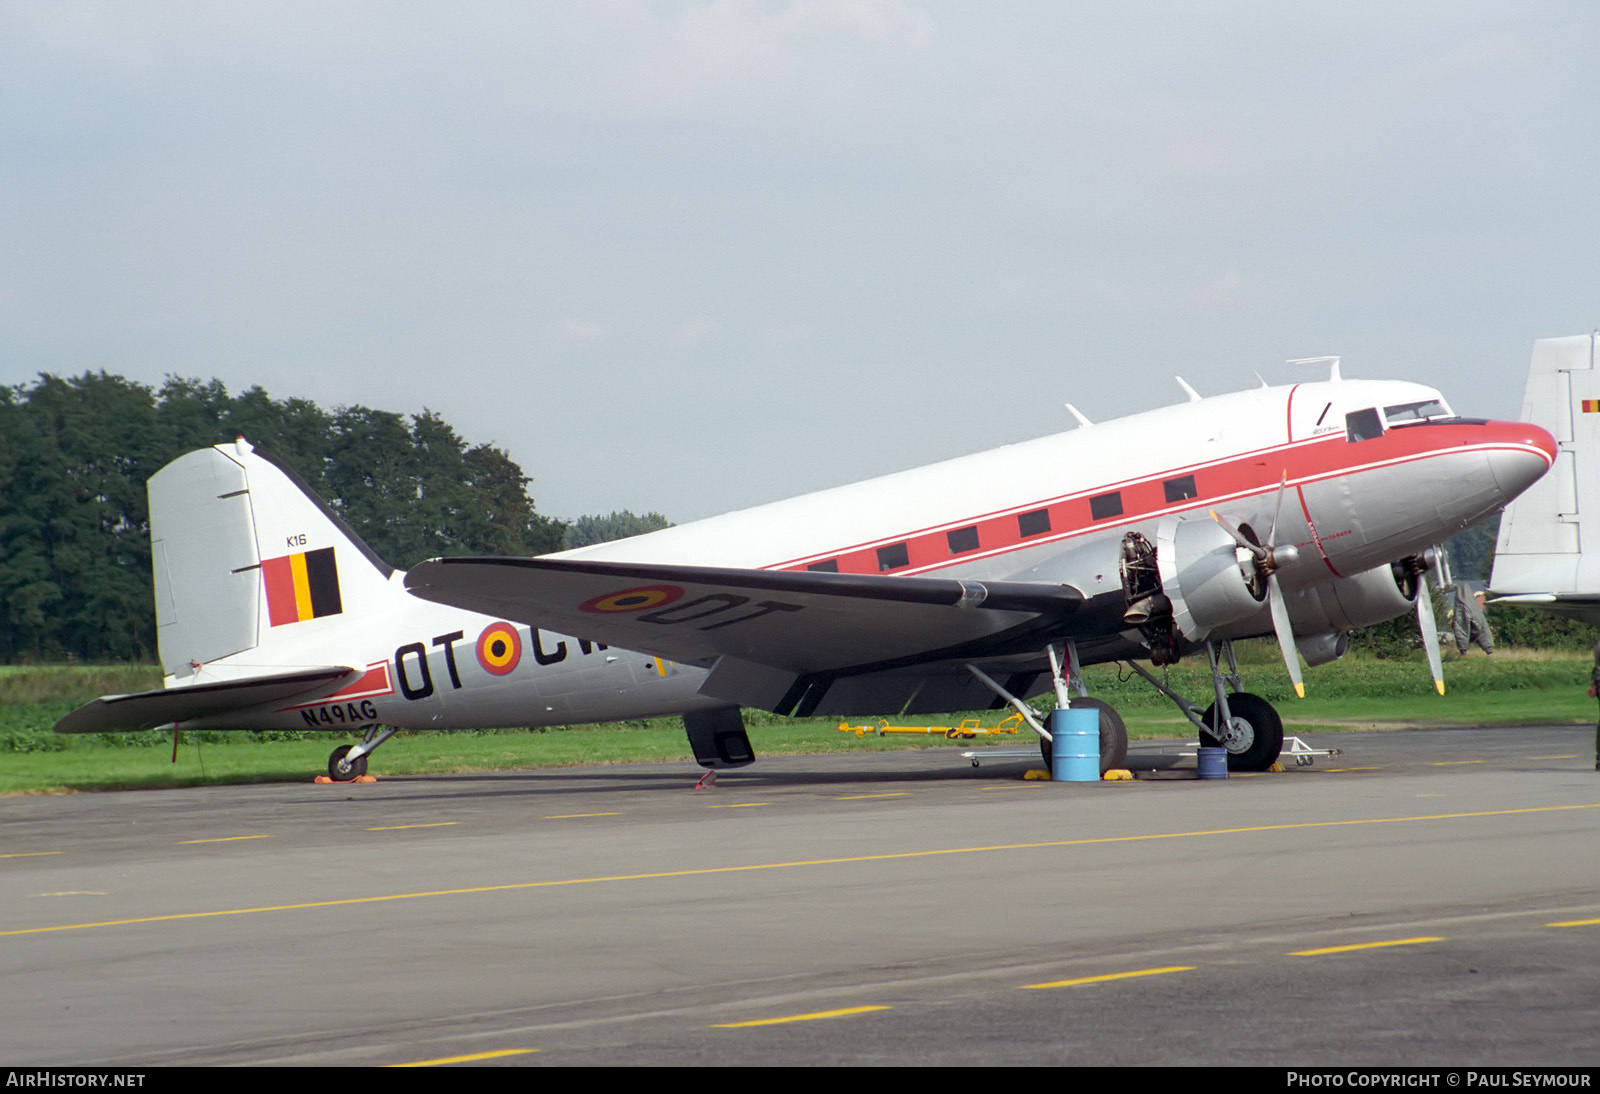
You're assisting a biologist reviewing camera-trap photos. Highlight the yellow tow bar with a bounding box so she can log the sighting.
[836,713,1026,740]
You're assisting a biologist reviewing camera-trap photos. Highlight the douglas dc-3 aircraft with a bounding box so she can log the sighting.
[57,360,1556,780]
[1491,333,1600,623]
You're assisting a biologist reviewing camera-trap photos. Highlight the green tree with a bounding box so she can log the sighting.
[563,510,672,549]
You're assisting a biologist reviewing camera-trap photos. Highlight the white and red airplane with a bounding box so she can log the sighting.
[57,359,1555,780]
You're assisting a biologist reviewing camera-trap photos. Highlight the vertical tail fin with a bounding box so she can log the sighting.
[150,439,398,679]
[1490,334,1600,609]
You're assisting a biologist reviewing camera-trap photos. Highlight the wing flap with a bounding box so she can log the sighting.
[54,667,360,734]
[404,558,1082,675]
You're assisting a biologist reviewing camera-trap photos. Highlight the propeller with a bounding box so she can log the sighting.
[1211,473,1305,697]
[1401,552,1445,696]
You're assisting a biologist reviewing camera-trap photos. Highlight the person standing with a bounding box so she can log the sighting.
[1453,582,1495,655]
[1591,638,1600,771]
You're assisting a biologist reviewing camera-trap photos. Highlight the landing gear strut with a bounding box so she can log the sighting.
[1122,639,1286,772]
[966,642,1129,777]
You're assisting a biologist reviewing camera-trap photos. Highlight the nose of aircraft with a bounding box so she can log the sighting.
[1487,420,1557,501]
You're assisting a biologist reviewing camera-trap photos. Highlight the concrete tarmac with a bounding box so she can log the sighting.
[2,724,1598,1067]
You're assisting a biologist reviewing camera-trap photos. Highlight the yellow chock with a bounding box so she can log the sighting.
[1102,769,1134,781]
[1024,768,1051,780]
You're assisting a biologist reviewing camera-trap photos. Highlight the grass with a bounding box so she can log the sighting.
[0,647,1593,794]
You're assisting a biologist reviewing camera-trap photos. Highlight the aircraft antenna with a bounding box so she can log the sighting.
[1063,403,1094,428]
[1286,356,1342,382]
[1174,377,1202,403]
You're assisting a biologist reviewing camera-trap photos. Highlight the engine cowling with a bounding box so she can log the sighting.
[1286,561,1420,634]
[1154,518,1267,641]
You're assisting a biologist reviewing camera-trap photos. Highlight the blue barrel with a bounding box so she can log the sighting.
[1050,707,1100,782]
[1197,746,1228,779]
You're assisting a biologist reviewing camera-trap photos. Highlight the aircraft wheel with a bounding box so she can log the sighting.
[1198,692,1283,772]
[1037,698,1129,774]
[328,744,367,781]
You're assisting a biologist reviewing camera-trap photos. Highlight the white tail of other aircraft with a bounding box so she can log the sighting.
[1490,334,1600,619]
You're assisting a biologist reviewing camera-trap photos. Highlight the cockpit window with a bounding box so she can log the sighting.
[1345,408,1384,442]
[1383,399,1453,424]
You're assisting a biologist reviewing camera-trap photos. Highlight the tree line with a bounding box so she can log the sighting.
[0,372,647,663]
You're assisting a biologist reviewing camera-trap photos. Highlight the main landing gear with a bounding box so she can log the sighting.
[967,637,1286,775]
[964,644,1128,776]
[326,725,398,782]
[1124,639,1285,771]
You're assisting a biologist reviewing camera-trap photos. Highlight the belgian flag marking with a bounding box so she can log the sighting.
[476,623,522,676]
[1582,399,1600,413]
[580,584,684,614]
[262,547,343,627]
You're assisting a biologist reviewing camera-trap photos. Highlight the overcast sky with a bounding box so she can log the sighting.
[4,2,1598,522]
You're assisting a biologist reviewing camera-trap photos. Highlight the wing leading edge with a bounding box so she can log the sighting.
[404,558,1085,714]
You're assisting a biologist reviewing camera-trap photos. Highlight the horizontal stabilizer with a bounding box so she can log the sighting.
[405,558,1082,676]
[54,667,360,735]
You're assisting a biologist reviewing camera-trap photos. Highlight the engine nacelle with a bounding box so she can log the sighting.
[1295,630,1350,667]
[1286,562,1419,634]
[1154,518,1266,641]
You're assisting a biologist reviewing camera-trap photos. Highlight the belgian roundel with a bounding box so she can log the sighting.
[579,584,684,614]
[475,623,522,676]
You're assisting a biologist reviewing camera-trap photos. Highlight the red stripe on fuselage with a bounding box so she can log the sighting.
[770,422,1541,578]
[278,662,394,711]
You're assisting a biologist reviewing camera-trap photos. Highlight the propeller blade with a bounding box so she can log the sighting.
[1267,574,1305,698]
[1267,470,1289,545]
[1209,509,1267,561]
[1416,580,1445,696]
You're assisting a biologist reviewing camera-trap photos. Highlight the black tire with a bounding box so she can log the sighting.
[1038,698,1129,775]
[328,744,367,781]
[1198,692,1283,772]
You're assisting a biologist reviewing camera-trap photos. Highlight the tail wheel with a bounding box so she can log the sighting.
[1038,698,1129,774]
[1198,692,1283,772]
[328,744,368,781]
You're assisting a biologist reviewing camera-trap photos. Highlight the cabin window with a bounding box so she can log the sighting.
[806,559,838,573]
[1089,492,1123,520]
[947,525,980,554]
[1163,475,1197,503]
[1017,509,1051,537]
[1345,408,1384,442]
[876,543,909,571]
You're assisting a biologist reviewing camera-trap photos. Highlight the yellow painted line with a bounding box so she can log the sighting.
[543,812,623,819]
[712,1005,889,1028]
[7,803,1597,938]
[1531,755,1579,760]
[0,852,62,859]
[1023,965,1195,989]
[1290,936,1444,956]
[1546,917,1600,928]
[367,823,459,831]
[178,835,272,844]
[836,792,911,800]
[709,802,769,809]
[1325,766,1382,772]
[33,892,108,897]
[1430,760,1486,767]
[389,1048,538,1066]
